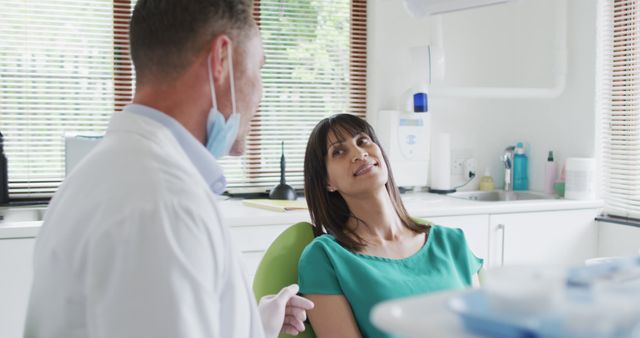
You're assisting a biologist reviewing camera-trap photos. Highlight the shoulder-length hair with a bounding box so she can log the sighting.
[303,114,428,251]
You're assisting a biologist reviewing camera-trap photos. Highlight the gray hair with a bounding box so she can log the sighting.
[129,0,254,84]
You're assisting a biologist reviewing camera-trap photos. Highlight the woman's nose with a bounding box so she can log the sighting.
[352,150,368,162]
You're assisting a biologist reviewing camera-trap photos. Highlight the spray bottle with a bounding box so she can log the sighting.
[0,131,9,204]
[544,151,557,194]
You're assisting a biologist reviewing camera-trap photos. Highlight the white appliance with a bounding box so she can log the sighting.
[64,133,102,176]
[377,110,430,187]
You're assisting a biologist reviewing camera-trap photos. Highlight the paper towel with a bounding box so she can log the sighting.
[430,132,451,191]
[565,158,596,200]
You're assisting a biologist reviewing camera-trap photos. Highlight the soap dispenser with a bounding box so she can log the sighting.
[513,142,529,191]
[478,168,495,191]
[0,131,9,205]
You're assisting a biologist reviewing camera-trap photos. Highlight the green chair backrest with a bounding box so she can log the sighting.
[253,222,317,338]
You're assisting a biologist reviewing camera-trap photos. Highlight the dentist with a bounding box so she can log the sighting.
[24,0,313,337]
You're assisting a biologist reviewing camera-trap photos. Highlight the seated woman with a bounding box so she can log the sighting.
[298,114,482,338]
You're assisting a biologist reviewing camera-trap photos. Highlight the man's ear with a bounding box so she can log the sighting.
[207,35,232,85]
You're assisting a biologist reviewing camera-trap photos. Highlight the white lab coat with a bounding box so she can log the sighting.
[24,111,265,338]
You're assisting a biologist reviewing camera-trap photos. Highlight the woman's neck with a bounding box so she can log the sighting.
[344,188,408,244]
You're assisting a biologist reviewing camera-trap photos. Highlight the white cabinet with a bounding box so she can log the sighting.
[0,238,35,338]
[229,224,289,281]
[423,215,491,266]
[489,209,599,267]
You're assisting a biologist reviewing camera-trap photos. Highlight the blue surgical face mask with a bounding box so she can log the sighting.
[205,44,240,158]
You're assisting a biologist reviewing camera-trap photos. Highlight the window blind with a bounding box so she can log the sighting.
[222,0,367,193]
[0,0,134,199]
[0,0,366,198]
[599,0,640,218]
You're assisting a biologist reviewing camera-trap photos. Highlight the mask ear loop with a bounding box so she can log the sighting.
[227,43,237,115]
[207,53,218,109]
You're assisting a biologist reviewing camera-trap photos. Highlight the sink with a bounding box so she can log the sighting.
[0,206,47,224]
[448,191,555,202]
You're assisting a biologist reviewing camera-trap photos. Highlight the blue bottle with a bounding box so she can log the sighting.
[513,142,529,191]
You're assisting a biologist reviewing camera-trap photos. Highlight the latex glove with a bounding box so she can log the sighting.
[258,284,315,338]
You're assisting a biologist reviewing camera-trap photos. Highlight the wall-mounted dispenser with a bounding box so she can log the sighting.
[403,0,514,17]
[377,110,431,188]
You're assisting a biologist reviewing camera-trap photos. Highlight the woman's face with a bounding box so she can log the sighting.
[324,129,388,196]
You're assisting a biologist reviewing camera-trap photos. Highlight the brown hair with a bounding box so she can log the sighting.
[303,114,429,251]
[129,0,255,84]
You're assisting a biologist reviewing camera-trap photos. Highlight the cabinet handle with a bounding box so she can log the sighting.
[497,224,505,266]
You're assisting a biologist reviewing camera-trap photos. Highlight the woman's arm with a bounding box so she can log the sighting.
[304,294,362,338]
[472,268,484,288]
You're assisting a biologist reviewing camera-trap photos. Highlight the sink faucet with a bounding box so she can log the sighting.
[502,146,515,191]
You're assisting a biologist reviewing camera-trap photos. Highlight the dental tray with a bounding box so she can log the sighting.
[449,290,638,338]
[449,290,541,338]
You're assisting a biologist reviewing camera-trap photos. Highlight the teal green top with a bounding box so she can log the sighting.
[297,225,483,338]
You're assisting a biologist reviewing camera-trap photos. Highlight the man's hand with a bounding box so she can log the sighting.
[258,284,315,337]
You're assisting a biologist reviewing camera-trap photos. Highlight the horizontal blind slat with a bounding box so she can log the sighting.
[1,0,367,196]
[601,0,640,218]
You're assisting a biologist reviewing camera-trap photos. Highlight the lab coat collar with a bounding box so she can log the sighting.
[117,104,227,195]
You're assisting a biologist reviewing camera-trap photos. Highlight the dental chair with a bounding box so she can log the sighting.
[253,222,317,338]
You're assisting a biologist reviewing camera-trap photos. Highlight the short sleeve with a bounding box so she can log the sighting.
[434,226,483,286]
[297,238,343,295]
[451,228,483,283]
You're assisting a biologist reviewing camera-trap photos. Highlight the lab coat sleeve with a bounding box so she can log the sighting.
[84,197,224,338]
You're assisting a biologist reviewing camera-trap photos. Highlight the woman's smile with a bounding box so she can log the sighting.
[353,160,378,176]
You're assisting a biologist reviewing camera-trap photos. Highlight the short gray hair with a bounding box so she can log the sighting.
[130,0,254,83]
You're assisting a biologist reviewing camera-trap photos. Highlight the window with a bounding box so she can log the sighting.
[0,0,366,199]
[223,0,367,192]
[599,0,640,218]
[1,0,134,199]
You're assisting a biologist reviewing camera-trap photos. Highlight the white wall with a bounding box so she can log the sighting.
[367,0,598,191]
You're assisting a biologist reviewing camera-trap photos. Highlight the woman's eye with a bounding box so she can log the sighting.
[357,137,370,145]
[332,149,344,157]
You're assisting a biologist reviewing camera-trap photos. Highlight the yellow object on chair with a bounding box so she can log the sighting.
[253,222,317,338]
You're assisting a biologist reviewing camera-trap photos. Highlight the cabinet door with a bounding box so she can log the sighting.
[0,238,35,338]
[425,215,491,266]
[490,209,599,267]
[229,224,289,278]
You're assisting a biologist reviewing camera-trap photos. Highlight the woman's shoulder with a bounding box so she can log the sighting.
[300,234,341,260]
[427,224,466,244]
[307,233,340,247]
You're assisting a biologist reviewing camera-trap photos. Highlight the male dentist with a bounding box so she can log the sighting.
[24,0,313,337]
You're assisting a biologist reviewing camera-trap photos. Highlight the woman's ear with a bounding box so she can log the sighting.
[327,185,336,192]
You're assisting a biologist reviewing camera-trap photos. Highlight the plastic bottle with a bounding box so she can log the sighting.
[0,131,9,205]
[544,151,557,194]
[554,162,566,197]
[478,168,495,191]
[512,142,529,191]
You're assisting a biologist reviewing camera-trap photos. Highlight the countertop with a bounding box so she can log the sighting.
[0,192,604,239]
